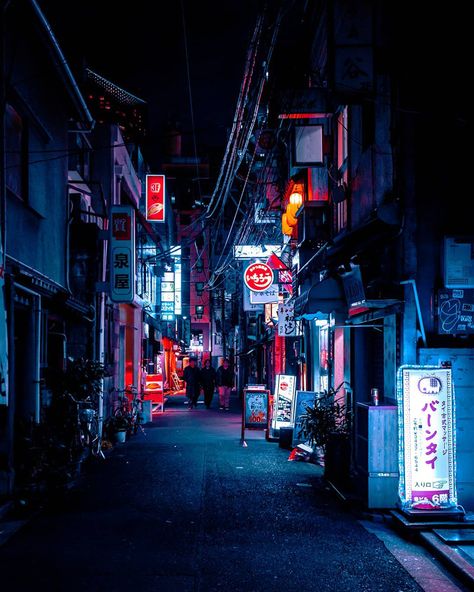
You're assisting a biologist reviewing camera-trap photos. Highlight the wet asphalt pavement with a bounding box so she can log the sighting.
[0,393,435,591]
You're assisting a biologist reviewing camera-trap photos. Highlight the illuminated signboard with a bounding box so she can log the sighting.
[243,287,264,312]
[271,374,296,430]
[171,246,182,315]
[277,303,296,336]
[110,205,135,303]
[146,174,165,222]
[249,284,279,304]
[397,365,457,510]
[144,373,164,413]
[244,388,269,429]
[244,262,274,292]
[234,245,282,260]
[161,269,175,320]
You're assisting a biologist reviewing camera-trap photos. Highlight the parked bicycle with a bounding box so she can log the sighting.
[112,385,146,436]
[66,392,105,459]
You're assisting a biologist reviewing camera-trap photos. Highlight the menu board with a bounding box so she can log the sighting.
[438,289,474,335]
[244,389,269,429]
[271,375,296,430]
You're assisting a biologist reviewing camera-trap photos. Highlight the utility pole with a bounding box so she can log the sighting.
[0,0,11,408]
[0,0,13,496]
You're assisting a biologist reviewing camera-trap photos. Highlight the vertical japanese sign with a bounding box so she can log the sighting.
[160,268,175,321]
[397,365,457,510]
[277,303,296,336]
[146,174,165,222]
[110,205,135,303]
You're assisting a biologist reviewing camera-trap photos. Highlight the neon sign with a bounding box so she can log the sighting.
[397,365,457,510]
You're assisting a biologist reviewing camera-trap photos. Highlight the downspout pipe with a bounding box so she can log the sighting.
[30,0,94,130]
[400,279,427,348]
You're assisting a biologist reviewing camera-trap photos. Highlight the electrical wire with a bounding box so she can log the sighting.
[180,0,202,202]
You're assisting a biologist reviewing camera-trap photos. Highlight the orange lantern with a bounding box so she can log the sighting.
[285,202,299,226]
[282,212,293,236]
[289,190,303,206]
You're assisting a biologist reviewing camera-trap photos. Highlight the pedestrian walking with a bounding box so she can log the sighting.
[200,359,217,409]
[183,357,201,409]
[216,357,233,411]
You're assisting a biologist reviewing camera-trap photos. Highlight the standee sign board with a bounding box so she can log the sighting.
[241,387,270,446]
[292,391,316,447]
[244,388,269,428]
[397,365,457,510]
[271,374,296,431]
[144,373,164,413]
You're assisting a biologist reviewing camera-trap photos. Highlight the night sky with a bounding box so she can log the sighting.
[41,0,261,167]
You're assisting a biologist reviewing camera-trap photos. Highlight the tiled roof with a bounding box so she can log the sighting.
[86,68,146,106]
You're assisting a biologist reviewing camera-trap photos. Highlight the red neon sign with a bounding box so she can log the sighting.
[244,262,274,292]
[146,174,165,222]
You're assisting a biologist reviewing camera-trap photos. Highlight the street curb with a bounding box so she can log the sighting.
[419,531,474,589]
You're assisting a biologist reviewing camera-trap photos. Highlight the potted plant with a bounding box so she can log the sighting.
[297,382,352,486]
[57,357,107,402]
[103,415,130,443]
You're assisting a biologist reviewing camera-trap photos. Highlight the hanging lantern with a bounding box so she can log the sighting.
[286,202,299,226]
[282,212,293,236]
[289,189,303,207]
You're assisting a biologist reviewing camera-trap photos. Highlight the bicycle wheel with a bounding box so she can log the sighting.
[88,416,104,458]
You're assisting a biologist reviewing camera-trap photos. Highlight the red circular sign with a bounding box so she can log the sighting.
[244,262,274,292]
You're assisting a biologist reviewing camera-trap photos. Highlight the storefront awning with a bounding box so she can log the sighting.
[345,299,403,324]
[293,277,346,320]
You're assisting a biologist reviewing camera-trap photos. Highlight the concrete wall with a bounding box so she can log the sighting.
[6,11,73,287]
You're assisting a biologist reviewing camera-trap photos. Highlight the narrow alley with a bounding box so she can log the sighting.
[0,396,467,592]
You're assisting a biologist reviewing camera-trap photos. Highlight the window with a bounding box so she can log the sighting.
[191,329,203,350]
[68,133,90,180]
[293,125,323,166]
[337,107,348,172]
[6,104,28,200]
[335,106,349,233]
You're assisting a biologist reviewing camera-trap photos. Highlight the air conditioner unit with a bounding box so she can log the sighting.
[444,236,474,288]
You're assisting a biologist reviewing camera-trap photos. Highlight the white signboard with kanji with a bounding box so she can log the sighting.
[249,284,279,304]
[397,365,457,510]
[110,205,135,303]
[277,303,296,336]
[243,286,264,312]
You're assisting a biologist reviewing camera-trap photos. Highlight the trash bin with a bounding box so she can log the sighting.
[279,427,293,450]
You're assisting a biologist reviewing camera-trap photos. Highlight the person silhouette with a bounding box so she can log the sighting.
[200,358,217,409]
[216,358,233,411]
[183,357,201,409]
